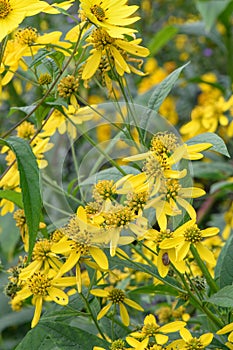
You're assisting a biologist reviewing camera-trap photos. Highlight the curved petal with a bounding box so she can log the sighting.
[124,298,144,311]
[119,302,129,326]
[31,296,43,328]
[82,50,102,80]
[89,247,109,270]
[199,333,213,346]
[97,302,112,320]
[160,321,186,333]
[180,327,192,342]
[48,287,69,305]
[201,227,219,237]
[177,241,190,261]
[195,243,216,265]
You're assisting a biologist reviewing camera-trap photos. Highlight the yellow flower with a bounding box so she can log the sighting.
[79,0,140,38]
[90,287,144,326]
[14,270,76,327]
[42,105,94,138]
[217,322,233,349]
[160,219,219,264]
[51,206,109,291]
[172,328,213,349]
[19,238,63,279]
[0,0,52,42]
[129,314,186,345]
[82,28,149,80]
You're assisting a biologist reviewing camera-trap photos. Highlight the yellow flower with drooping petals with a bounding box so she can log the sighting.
[90,287,144,326]
[160,219,219,265]
[171,328,213,349]
[14,269,76,328]
[82,27,149,80]
[128,313,186,345]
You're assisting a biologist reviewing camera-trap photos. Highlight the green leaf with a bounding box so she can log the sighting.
[129,284,178,297]
[148,25,178,55]
[191,161,233,180]
[210,180,233,194]
[15,322,109,350]
[78,165,140,187]
[0,213,20,260]
[0,137,42,260]
[186,132,230,157]
[196,0,232,30]
[0,189,23,208]
[147,62,189,112]
[219,234,233,288]
[207,285,233,307]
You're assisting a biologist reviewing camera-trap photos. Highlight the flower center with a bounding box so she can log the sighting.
[150,132,178,156]
[93,179,116,202]
[160,179,181,200]
[17,121,36,139]
[15,27,38,45]
[27,272,51,296]
[103,206,135,228]
[126,191,149,213]
[156,229,172,243]
[91,28,115,50]
[108,288,125,303]
[32,239,52,261]
[142,323,159,337]
[91,4,106,21]
[184,224,202,243]
[0,0,12,19]
[185,338,204,350]
[110,339,126,350]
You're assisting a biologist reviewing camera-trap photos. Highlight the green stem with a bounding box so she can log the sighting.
[190,244,219,294]
[80,292,107,340]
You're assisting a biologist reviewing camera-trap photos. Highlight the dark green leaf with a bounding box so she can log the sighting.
[0,137,42,260]
[207,285,233,307]
[148,25,178,55]
[186,132,230,157]
[0,189,23,208]
[15,322,109,350]
[147,62,189,112]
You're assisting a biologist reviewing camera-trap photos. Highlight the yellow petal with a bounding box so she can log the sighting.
[48,287,69,305]
[90,289,109,297]
[199,333,213,346]
[89,247,109,270]
[160,321,186,333]
[97,302,112,320]
[195,243,216,265]
[124,298,144,311]
[119,302,129,326]
[82,50,102,80]
[31,296,43,328]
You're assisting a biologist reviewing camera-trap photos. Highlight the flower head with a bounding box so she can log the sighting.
[91,287,143,326]
[79,0,140,38]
